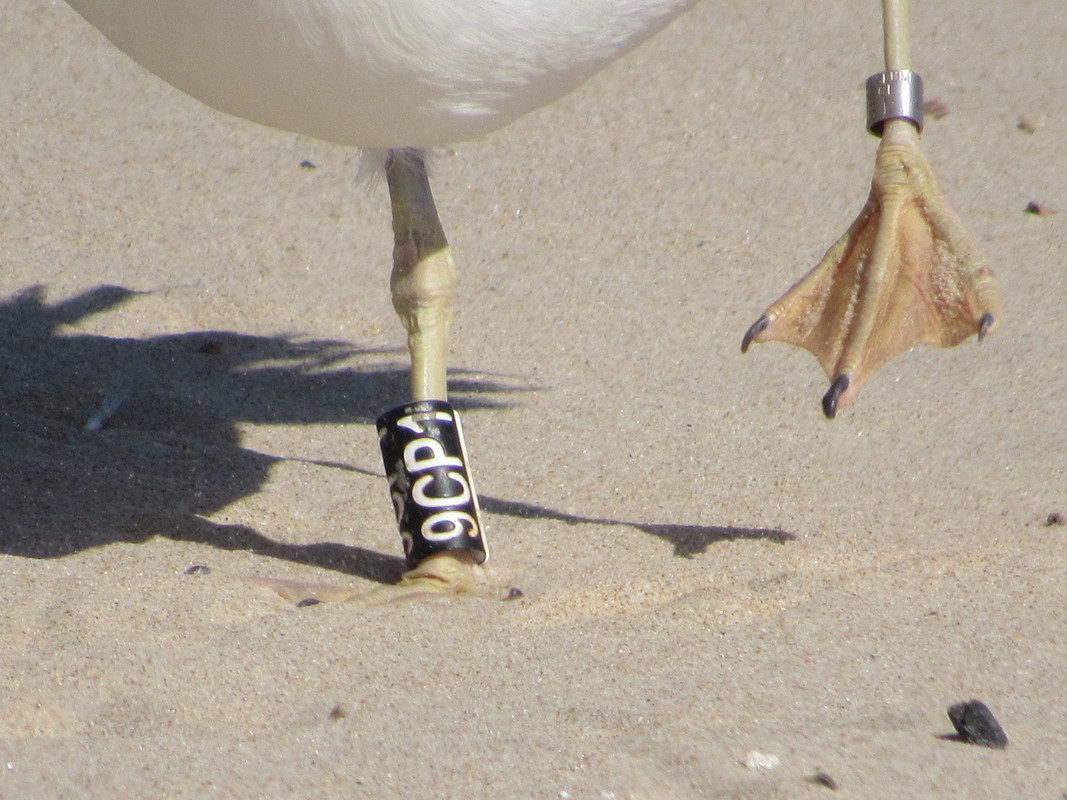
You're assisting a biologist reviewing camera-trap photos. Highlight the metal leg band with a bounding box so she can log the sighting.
[377,400,487,569]
[866,70,924,136]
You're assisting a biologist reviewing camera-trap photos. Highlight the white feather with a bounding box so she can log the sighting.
[65,0,698,147]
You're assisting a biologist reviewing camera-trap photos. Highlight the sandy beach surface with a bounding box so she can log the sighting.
[3,1,1065,797]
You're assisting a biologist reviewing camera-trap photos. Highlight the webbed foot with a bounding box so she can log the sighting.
[743,119,1002,416]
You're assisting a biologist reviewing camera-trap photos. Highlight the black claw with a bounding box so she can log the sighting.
[978,312,995,341]
[741,315,769,353]
[822,374,850,419]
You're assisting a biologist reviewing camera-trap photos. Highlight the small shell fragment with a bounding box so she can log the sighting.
[85,391,131,431]
[744,751,780,770]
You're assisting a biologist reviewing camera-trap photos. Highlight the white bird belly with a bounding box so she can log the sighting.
[65,0,698,147]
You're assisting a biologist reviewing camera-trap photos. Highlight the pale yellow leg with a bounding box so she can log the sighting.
[385,149,456,403]
[381,149,481,594]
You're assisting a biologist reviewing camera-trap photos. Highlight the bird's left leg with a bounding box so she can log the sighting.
[742,0,1002,417]
[374,148,487,595]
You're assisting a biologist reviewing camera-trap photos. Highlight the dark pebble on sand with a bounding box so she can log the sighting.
[297,597,321,607]
[808,771,839,790]
[183,565,211,575]
[948,700,1008,748]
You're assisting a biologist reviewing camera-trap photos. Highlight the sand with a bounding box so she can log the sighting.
[2,1,1065,797]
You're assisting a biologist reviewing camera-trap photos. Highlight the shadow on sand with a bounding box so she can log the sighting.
[1,285,791,584]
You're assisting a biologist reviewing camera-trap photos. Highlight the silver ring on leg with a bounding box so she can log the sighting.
[866,69,924,136]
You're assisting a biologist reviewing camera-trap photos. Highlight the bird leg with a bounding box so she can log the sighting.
[378,149,485,594]
[741,0,1002,417]
[386,149,456,403]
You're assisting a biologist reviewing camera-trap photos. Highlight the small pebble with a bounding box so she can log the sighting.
[505,587,525,601]
[923,98,950,119]
[329,704,346,720]
[1024,201,1050,216]
[947,700,1008,748]
[183,565,211,575]
[300,159,316,169]
[296,597,321,607]
[809,771,839,790]
[1044,512,1064,527]
[1017,117,1036,134]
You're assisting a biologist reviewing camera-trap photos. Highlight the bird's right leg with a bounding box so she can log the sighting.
[374,148,487,595]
